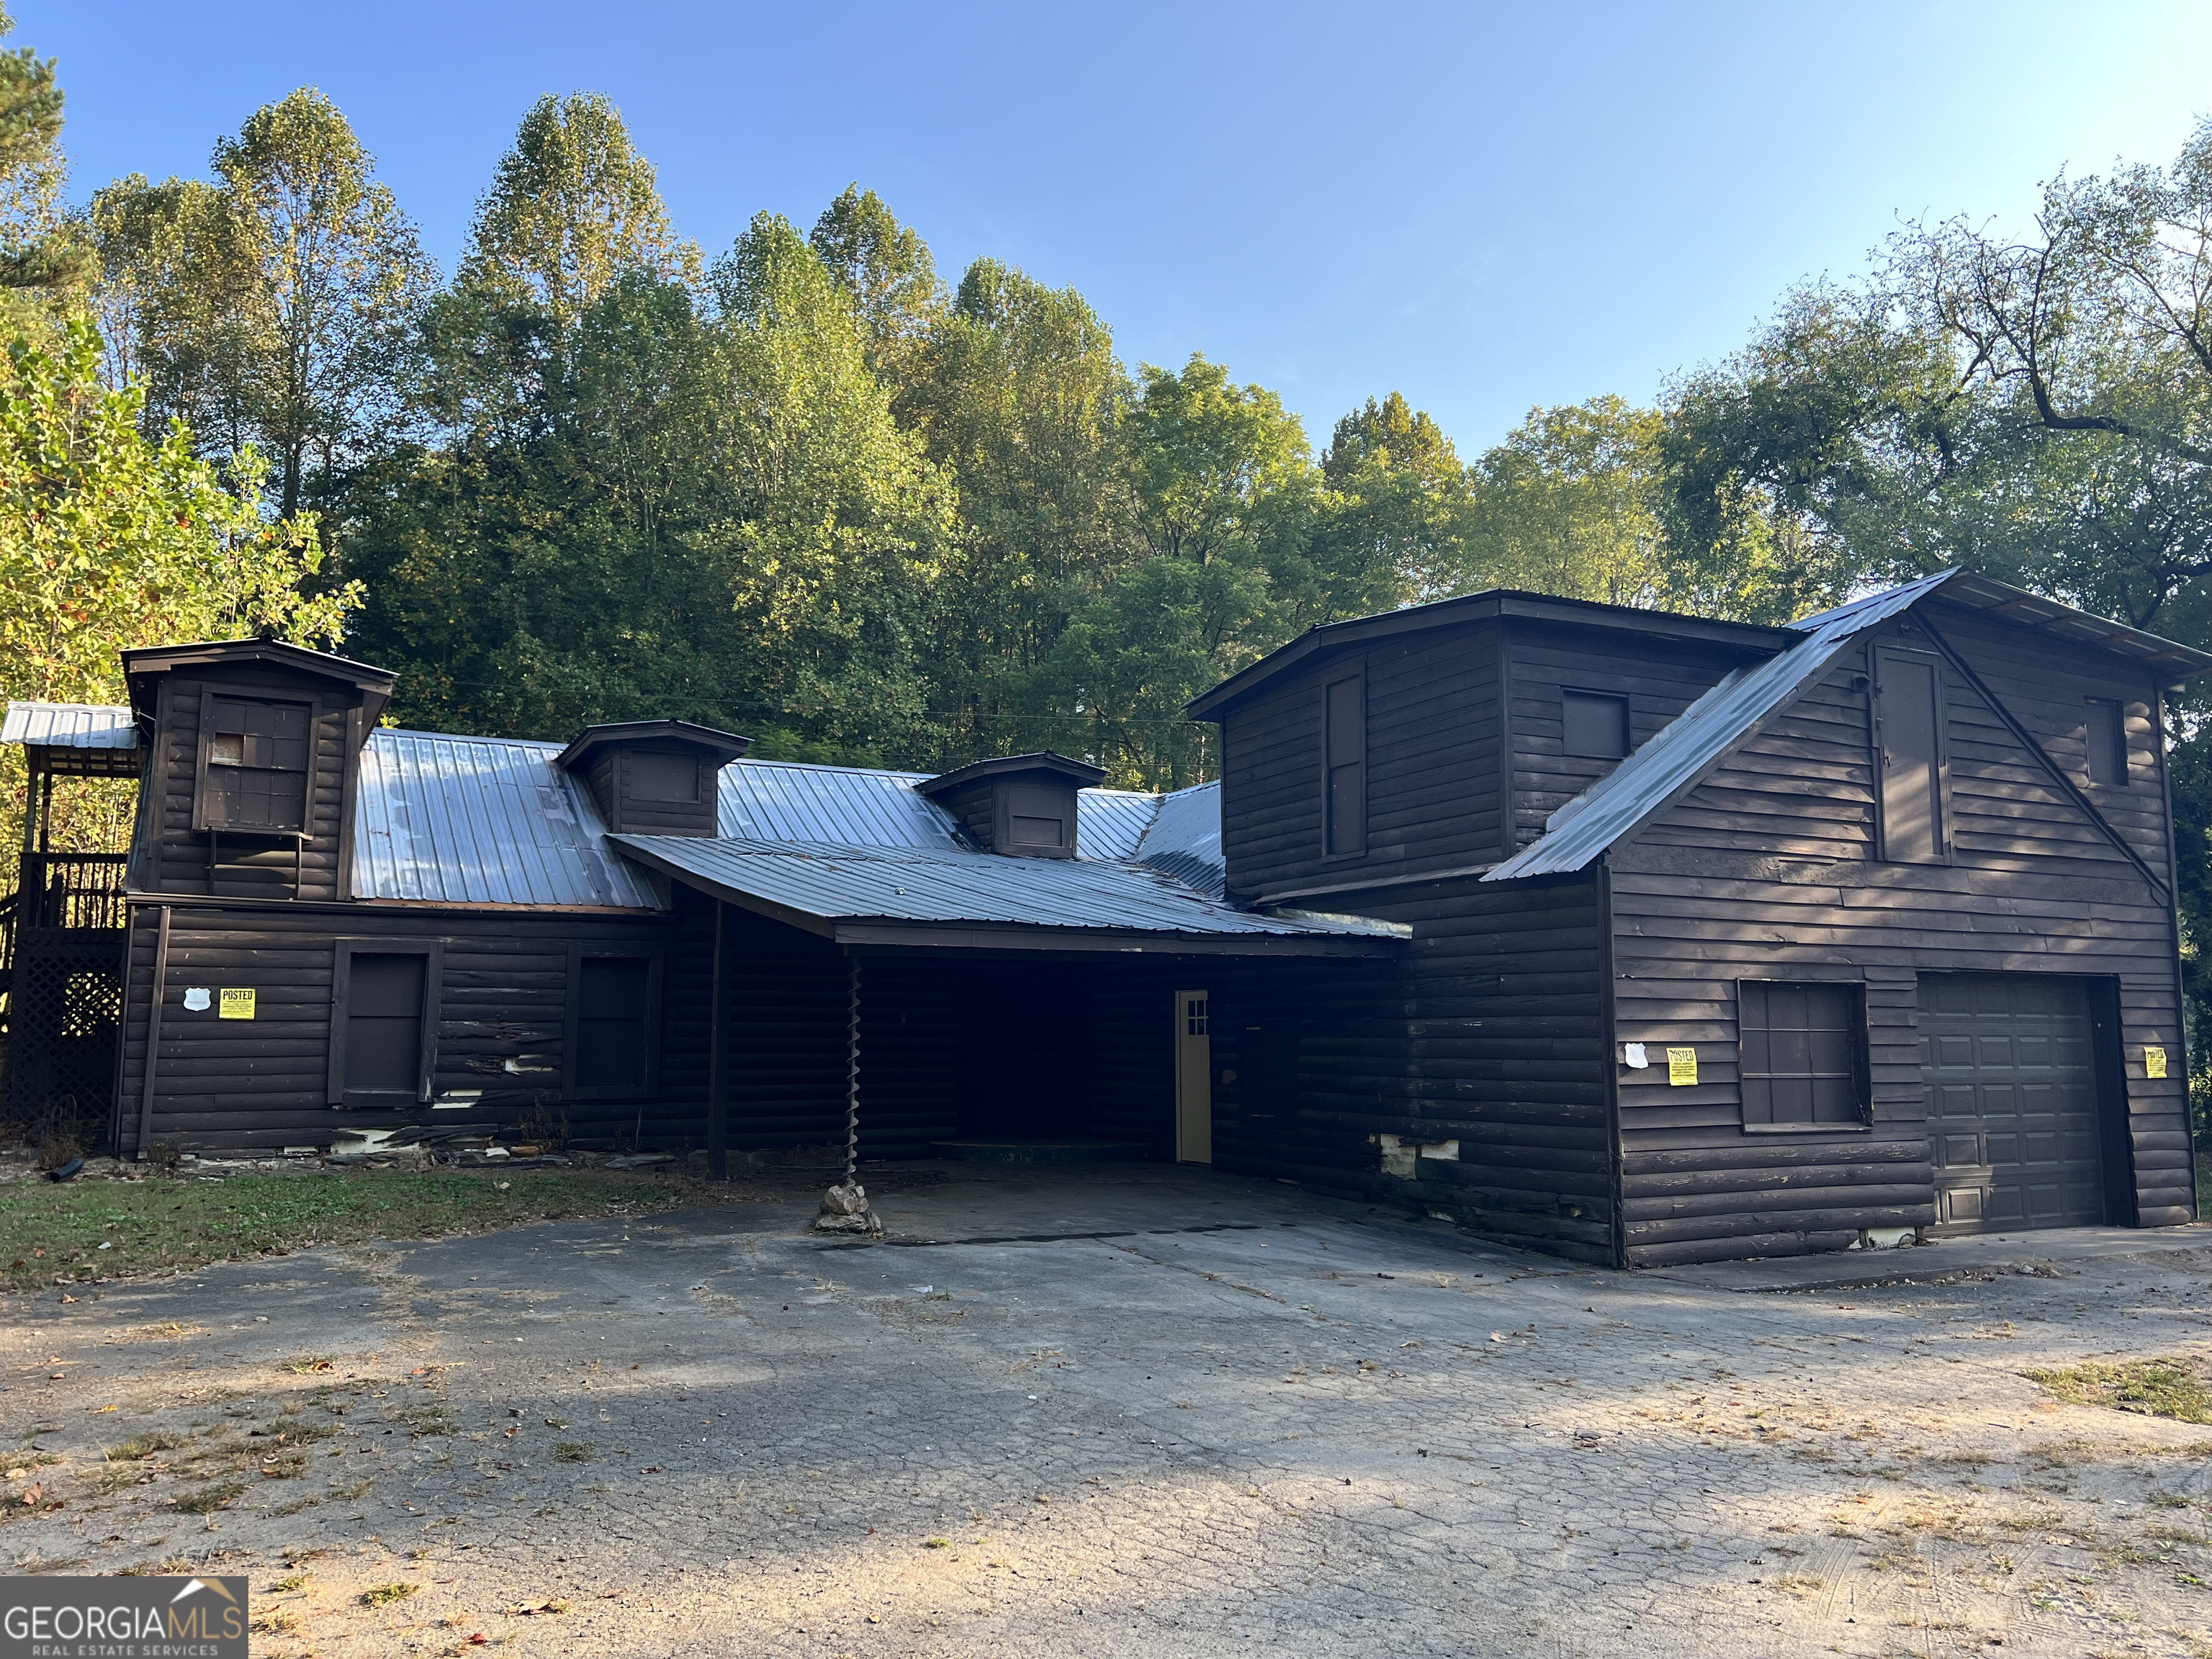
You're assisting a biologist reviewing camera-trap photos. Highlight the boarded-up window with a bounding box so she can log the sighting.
[568,953,660,1097]
[627,752,698,803]
[2085,697,2126,786]
[204,698,310,831]
[1739,981,1866,1130]
[1562,689,1629,760]
[1875,649,1943,863]
[327,940,440,1105]
[1324,675,1364,855]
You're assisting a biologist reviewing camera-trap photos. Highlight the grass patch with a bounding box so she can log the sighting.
[0,1169,691,1292]
[169,1480,245,1514]
[552,1442,595,1464]
[104,1434,184,1462]
[359,1582,418,1607]
[2025,1358,2212,1424]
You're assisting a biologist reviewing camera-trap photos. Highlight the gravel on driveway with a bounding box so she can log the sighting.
[4,1163,2211,1658]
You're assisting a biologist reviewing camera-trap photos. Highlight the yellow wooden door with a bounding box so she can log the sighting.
[1174,989,1213,1164]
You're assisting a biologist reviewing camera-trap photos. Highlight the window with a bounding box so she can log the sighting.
[1738,980,1867,1131]
[1324,674,1365,855]
[2085,697,2126,786]
[626,751,698,804]
[1184,994,1209,1037]
[200,697,312,832]
[327,940,441,1105]
[564,947,662,1098]
[1874,647,1945,863]
[1562,689,1629,760]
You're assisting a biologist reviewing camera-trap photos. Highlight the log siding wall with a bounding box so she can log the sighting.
[1605,601,2191,1267]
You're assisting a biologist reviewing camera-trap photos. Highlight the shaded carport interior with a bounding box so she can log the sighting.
[609,835,1401,1169]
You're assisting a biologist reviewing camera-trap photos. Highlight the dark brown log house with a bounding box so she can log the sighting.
[1,567,2202,1268]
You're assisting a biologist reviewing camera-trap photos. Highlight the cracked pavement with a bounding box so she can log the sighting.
[4,1163,2212,1657]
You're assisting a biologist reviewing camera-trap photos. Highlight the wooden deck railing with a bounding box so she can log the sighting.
[10,851,130,934]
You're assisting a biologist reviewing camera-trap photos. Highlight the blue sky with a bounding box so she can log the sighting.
[25,1,2212,457]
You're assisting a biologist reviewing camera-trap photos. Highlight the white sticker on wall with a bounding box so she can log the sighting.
[1623,1042,1648,1069]
[182,987,211,1012]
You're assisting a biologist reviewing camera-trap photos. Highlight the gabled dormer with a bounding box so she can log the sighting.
[556,720,751,837]
[918,752,1107,858]
[122,639,396,901]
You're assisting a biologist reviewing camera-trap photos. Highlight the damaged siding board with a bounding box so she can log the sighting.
[117,898,709,1156]
[1606,606,2190,1267]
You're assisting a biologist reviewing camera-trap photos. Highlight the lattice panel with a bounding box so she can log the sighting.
[1,932,124,1138]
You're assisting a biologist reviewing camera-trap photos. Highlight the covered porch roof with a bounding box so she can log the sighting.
[608,833,1403,957]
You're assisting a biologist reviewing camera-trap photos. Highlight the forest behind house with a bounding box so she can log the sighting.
[4,9,2212,1120]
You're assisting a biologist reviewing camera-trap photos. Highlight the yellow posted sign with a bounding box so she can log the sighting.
[218,988,256,1020]
[2145,1045,2168,1079]
[1666,1046,1698,1086]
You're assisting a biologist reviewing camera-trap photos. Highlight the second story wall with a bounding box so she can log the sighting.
[125,643,392,903]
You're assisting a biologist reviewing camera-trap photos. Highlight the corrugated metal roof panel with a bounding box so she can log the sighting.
[1486,571,1956,881]
[1135,781,1224,897]
[1,701,136,749]
[716,757,961,849]
[611,835,1393,940]
[716,756,1167,861]
[1077,789,1160,860]
[352,729,660,909]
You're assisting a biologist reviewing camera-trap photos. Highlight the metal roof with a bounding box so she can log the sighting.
[352,729,660,909]
[609,834,1390,945]
[1079,789,1164,861]
[1487,572,1955,881]
[1,701,137,749]
[712,755,1169,863]
[1133,781,1224,896]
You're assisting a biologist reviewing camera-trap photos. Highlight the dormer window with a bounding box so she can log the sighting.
[918,752,1106,858]
[199,696,311,832]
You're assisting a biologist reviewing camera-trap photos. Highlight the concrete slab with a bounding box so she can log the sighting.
[5,1162,2211,1658]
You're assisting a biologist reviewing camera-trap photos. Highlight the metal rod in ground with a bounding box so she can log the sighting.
[845,954,860,1182]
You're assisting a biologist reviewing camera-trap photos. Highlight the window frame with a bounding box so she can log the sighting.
[192,685,319,840]
[1871,643,1950,865]
[1735,977,1871,1135]
[1560,687,1632,760]
[562,943,665,1100]
[326,938,443,1107]
[1321,669,1367,859]
[2085,696,2128,788]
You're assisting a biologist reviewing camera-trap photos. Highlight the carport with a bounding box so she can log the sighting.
[606,832,1401,1174]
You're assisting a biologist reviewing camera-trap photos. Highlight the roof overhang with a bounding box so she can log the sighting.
[1187,589,1789,719]
[1922,572,2212,678]
[122,638,397,730]
[556,719,752,774]
[917,750,1107,798]
[608,835,1399,958]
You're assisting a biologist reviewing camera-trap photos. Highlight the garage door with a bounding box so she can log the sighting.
[1918,975,2105,1231]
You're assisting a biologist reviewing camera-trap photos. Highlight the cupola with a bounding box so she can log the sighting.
[917,751,1105,858]
[556,719,751,837]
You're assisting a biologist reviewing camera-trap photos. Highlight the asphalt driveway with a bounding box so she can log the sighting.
[4,1163,2212,1658]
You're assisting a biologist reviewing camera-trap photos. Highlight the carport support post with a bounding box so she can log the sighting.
[706,900,728,1179]
[845,954,860,1179]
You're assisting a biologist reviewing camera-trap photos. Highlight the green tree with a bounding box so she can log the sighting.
[459,92,696,333]
[1310,390,1467,618]
[0,316,356,856]
[0,3,85,304]
[809,184,943,392]
[89,89,436,518]
[909,256,1131,761]
[1457,396,1673,608]
[1036,355,1318,785]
